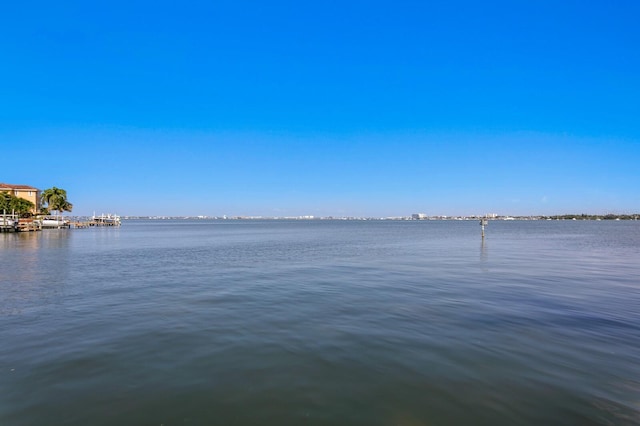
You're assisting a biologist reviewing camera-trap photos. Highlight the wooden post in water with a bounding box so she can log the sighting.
[480,217,488,238]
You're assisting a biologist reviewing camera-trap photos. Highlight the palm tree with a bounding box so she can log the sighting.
[50,199,73,215]
[41,187,67,207]
[41,187,71,220]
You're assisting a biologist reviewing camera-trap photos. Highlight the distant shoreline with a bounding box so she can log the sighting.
[72,214,640,221]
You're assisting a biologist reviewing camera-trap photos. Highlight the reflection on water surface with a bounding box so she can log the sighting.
[1,220,639,425]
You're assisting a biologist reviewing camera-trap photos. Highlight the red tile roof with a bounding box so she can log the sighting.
[0,183,40,190]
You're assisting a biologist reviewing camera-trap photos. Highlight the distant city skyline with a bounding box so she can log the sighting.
[2,1,639,217]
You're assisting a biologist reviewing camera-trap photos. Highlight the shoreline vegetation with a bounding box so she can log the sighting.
[1,186,79,231]
[116,214,640,221]
[0,185,72,218]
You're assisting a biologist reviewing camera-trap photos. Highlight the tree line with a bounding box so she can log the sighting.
[0,187,73,217]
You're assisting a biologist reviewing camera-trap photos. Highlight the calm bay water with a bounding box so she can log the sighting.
[1,220,639,425]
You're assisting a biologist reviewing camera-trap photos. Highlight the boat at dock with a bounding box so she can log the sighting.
[38,216,71,228]
[91,213,121,226]
[1,215,18,232]
[1,217,17,227]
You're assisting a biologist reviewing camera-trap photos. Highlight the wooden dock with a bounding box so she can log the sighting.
[71,220,120,228]
[1,218,44,232]
[18,219,41,232]
[1,216,121,232]
[1,215,19,232]
[0,224,18,233]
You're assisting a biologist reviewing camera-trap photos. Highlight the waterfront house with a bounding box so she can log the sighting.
[0,183,41,213]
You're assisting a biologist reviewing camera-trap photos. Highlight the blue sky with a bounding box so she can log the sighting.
[1,1,639,217]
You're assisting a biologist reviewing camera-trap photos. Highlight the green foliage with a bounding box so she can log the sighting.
[546,213,640,220]
[0,191,10,211]
[0,191,35,215]
[41,187,73,216]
